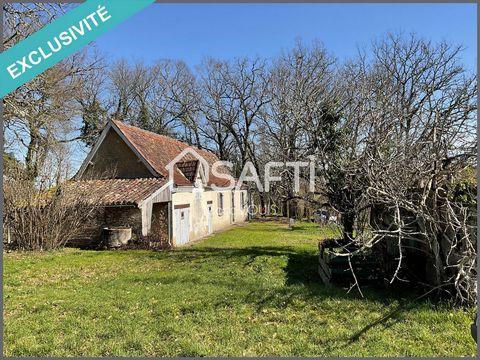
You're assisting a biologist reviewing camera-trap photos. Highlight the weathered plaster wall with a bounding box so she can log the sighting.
[171,189,249,246]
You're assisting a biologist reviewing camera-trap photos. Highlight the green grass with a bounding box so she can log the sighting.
[3,221,476,357]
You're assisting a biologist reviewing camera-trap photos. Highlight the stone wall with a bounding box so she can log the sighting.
[104,207,142,237]
[149,202,169,248]
[68,204,170,249]
[68,206,143,248]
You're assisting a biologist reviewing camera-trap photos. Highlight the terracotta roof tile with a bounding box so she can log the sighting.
[112,120,235,187]
[176,161,199,182]
[66,178,168,206]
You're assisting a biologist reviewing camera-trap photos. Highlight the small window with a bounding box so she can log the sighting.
[241,192,245,208]
[218,193,224,216]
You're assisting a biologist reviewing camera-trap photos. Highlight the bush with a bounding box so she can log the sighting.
[3,175,94,251]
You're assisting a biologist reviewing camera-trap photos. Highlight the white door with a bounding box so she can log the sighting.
[207,204,213,234]
[175,207,190,246]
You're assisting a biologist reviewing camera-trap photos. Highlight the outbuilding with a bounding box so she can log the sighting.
[71,120,249,248]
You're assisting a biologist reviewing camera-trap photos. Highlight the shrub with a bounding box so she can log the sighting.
[3,175,94,251]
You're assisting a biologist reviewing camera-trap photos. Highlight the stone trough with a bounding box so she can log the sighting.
[103,227,132,248]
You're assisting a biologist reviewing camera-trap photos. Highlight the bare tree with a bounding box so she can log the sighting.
[223,57,271,173]
[197,58,238,160]
[323,33,477,304]
[108,59,201,141]
[76,55,109,147]
[3,3,68,49]
[160,60,202,146]
[3,4,104,179]
[108,59,139,122]
[196,57,272,209]
[261,40,340,216]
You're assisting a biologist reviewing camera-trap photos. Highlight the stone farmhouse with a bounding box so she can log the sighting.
[71,120,249,248]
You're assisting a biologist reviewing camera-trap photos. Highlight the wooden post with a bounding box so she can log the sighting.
[286,199,290,228]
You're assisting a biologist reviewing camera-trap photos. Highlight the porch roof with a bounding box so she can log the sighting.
[66,178,169,207]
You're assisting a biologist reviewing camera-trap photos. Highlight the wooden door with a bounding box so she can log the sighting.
[175,207,190,245]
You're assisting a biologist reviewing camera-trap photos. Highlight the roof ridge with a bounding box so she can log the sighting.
[112,119,210,155]
[113,119,190,146]
[77,177,166,183]
[107,120,232,187]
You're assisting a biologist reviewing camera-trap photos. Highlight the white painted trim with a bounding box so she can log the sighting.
[195,162,208,187]
[140,201,153,236]
[137,180,173,209]
[172,186,195,193]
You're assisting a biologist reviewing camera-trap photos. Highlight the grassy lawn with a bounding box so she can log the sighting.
[3,221,476,357]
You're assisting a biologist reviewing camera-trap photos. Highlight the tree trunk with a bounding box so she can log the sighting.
[259,192,266,217]
[25,130,40,181]
[342,212,355,242]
